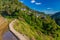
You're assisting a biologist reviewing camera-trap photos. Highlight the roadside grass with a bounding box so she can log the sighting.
[14,20,54,40]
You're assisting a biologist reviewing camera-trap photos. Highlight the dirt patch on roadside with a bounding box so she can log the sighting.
[0,16,8,40]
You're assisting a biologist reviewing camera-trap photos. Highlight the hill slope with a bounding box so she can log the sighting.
[0,0,45,17]
[0,0,60,40]
[14,20,54,40]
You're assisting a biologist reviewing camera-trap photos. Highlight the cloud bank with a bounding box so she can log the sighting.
[31,0,35,3]
[35,2,42,5]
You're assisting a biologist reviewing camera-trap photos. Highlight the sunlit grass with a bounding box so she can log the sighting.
[14,20,54,40]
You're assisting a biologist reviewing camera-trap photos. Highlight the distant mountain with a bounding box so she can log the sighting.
[51,12,60,25]
[51,12,60,18]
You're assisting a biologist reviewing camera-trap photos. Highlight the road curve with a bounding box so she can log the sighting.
[9,19,29,40]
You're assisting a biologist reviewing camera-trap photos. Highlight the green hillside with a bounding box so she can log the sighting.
[14,20,54,40]
[14,13,60,40]
[0,0,60,40]
[0,0,45,18]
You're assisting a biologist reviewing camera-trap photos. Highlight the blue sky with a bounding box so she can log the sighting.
[19,0,60,14]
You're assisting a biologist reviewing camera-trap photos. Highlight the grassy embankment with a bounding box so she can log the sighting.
[14,19,54,40]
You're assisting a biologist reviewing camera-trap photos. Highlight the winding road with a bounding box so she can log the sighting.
[9,19,29,40]
[0,16,29,40]
[0,16,18,40]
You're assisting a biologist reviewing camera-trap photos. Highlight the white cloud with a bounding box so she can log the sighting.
[31,0,35,3]
[35,2,42,5]
[20,1,23,3]
[43,10,57,14]
[47,8,52,10]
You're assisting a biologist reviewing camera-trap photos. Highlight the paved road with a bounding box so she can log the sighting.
[3,30,18,40]
[9,19,29,40]
[0,16,29,40]
[0,16,18,40]
[0,16,8,40]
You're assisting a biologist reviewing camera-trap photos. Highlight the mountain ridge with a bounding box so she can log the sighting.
[51,12,60,26]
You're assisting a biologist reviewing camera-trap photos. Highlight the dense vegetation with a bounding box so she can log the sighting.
[0,0,60,40]
[14,13,60,40]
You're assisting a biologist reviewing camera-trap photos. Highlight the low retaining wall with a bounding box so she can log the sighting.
[9,19,29,40]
